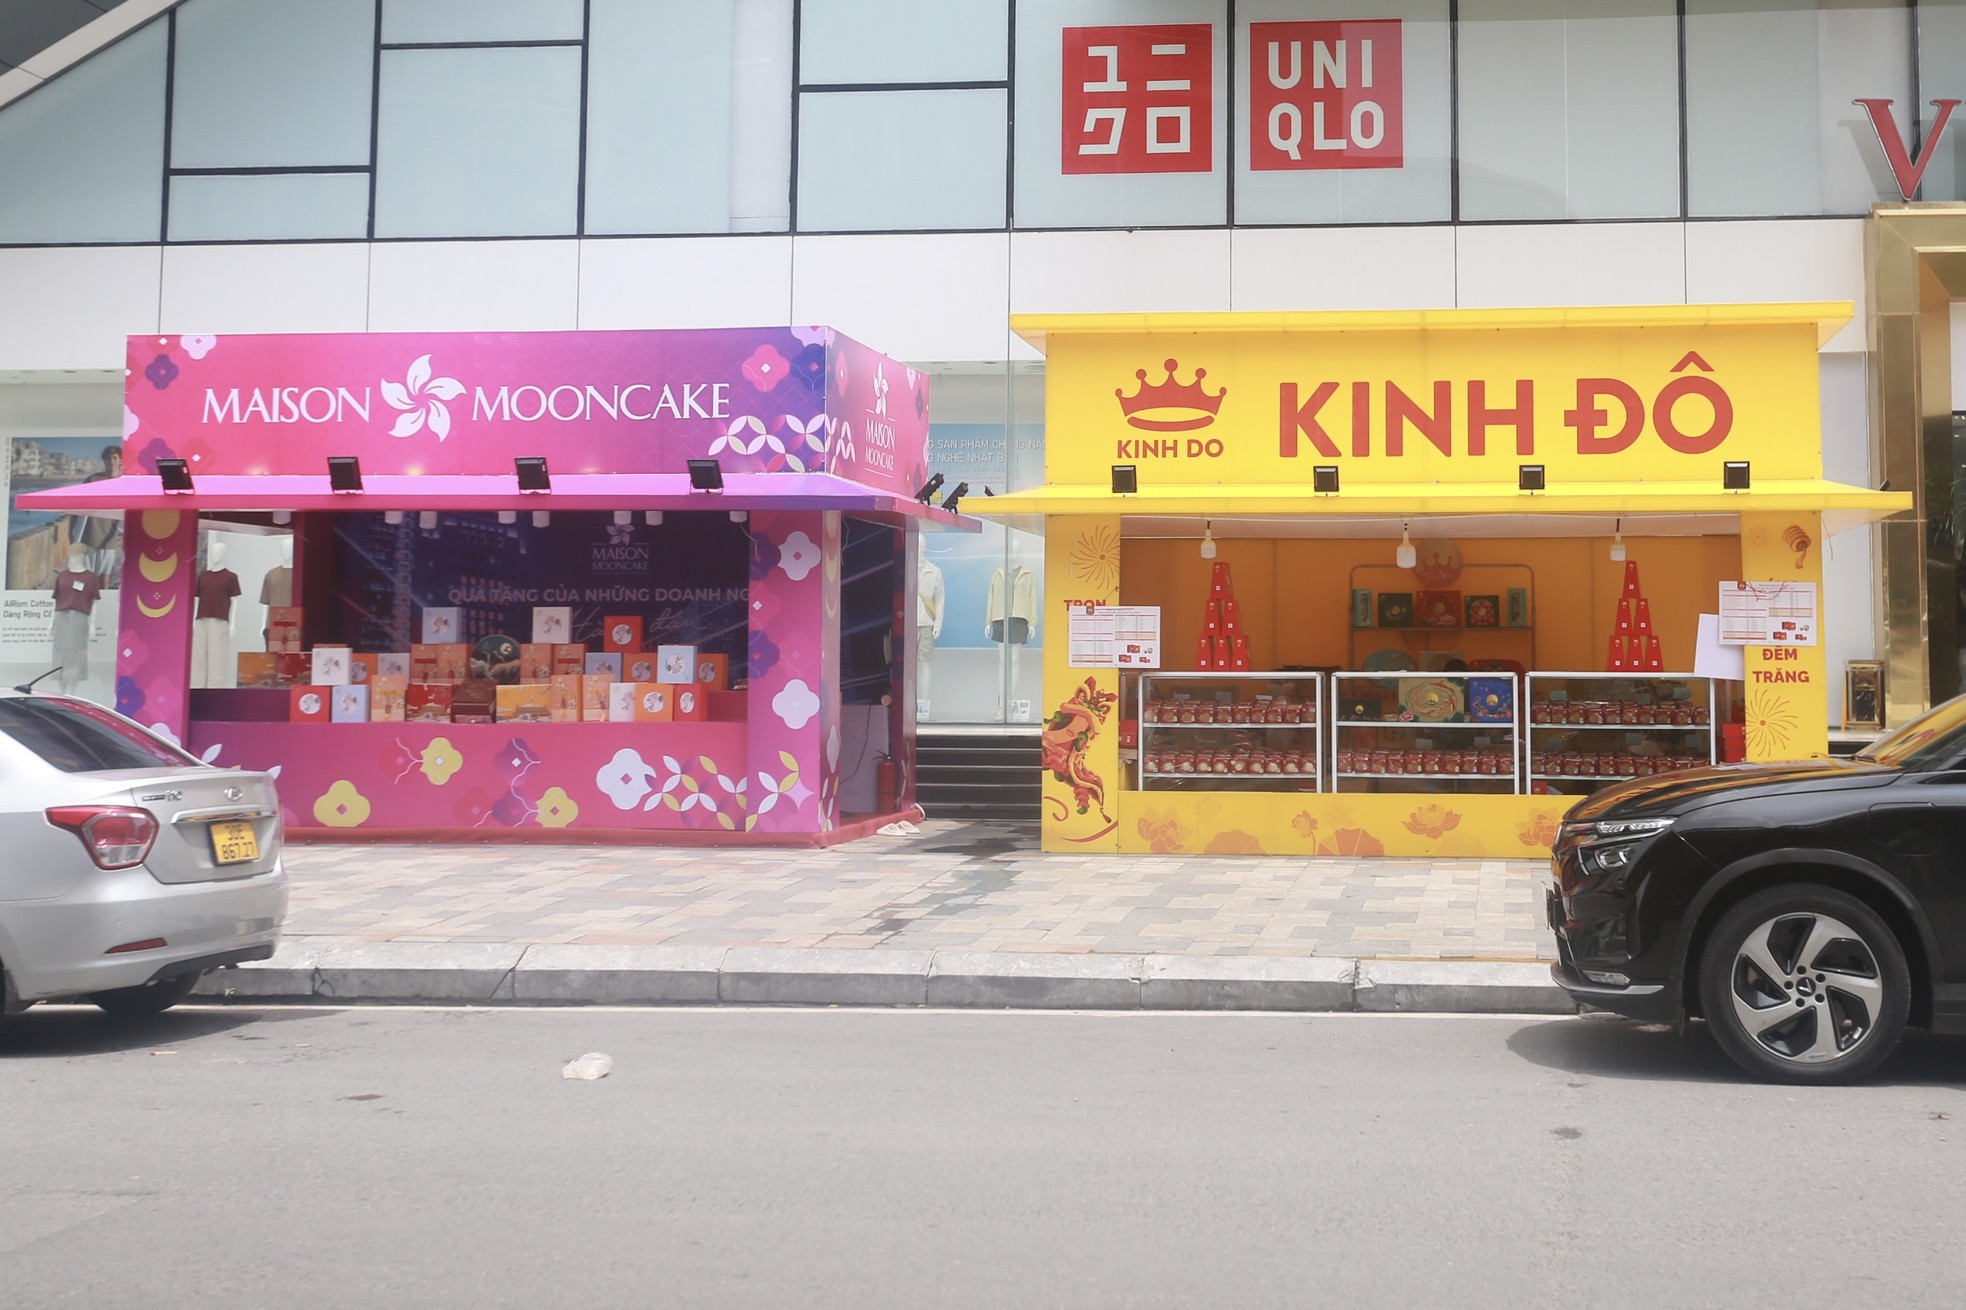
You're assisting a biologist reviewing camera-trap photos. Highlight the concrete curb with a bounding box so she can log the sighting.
[194,939,1576,1014]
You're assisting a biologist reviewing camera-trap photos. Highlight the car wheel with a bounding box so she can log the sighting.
[88,971,203,1018]
[1698,885,1909,1085]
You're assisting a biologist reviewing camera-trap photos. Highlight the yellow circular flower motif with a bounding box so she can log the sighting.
[537,786,578,828]
[419,736,463,785]
[312,779,371,828]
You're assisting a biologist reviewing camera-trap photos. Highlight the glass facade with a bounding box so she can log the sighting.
[4,0,1947,247]
[0,0,1946,723]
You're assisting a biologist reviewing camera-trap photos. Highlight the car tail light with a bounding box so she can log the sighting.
[45,806,159,870]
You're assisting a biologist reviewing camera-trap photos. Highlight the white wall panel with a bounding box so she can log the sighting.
[159,244,373,336]
[1685,218,1867,352]
[1818,351,1877,714]
[0,246,162,370]
[791,233,1011,363]
[1230,226,1455,310]
[1010,229,1232,315]
[576,237,793,329]
[1454,222,1685,308]
[366,241,581,331]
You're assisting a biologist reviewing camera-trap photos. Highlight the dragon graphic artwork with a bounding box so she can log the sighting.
[1042,677,1120,833]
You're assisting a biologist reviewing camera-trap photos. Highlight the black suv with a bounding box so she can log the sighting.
[1550,695,1966,1083]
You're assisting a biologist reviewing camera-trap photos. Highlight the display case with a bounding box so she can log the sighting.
[1136,672,1322,791]
[1329,671,1521,792]
[1524,673,1717,795]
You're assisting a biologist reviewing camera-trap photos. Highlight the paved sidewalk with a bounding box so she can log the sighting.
[279,820,1557,962]
[192,821,1576,1013]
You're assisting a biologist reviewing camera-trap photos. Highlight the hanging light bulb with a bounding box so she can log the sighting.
[1200,521,1217,560]
[1395,521,1417,570]
[645,510,663,526]
[1610,518,1627,562]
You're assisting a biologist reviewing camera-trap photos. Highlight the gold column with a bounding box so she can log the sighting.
[1866,205,1966,724]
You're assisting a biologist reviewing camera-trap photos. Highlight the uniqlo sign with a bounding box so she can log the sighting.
[1061,24,1213,174]
[1249,20,1402,170]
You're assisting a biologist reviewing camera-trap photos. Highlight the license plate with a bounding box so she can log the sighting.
[211,820,260,865]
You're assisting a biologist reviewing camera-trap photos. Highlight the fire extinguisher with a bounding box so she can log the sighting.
[875,753,900,813]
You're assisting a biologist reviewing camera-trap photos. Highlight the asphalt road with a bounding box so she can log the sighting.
[4,1006,1963,1309]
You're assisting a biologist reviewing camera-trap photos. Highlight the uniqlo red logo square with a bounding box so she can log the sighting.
[1249,20,1402,170]
[1061,24,1213,174]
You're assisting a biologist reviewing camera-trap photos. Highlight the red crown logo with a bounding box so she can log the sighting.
[1115,358,1226,432]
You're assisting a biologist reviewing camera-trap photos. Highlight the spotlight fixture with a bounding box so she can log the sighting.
[1395,521,1417,570]
[729,510,749,524]
[327,456,363,493]
[645,510,664,526]
[157,458,194,493]
[688,458,724,492]
[515,456,550,492]
[940,482,969,514]
[1200,521,1217,560]
[1610,518,1627,562]
[532,509,551,528]
[418,510,438,530]
[1313,465,1340,494]
[1111,464,1138,495]
[613,510,632,526]
[1518,464,1546,492]
[497,510,517,525]
[1723,460,1751,491]
[914,473,945,504]
[271,509,293,526]
[383,509,404,526]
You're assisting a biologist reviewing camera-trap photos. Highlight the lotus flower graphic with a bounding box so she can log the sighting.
[606,522,634,546]
[381,354,465,440]
[872,363,890,418]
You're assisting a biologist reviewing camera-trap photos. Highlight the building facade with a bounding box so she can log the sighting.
[2,0,1962,725]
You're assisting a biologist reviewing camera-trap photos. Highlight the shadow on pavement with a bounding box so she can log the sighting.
[1509,1013,1966,1088]
[0,1004,345,1059]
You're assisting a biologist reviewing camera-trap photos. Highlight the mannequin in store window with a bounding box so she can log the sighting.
[916,556,944,718]
[260,536,294,649]
[50,544,101,695]
[987,562,1037,720]
[191,540,241,689]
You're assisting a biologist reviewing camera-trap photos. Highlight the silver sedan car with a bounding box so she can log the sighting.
[0,689,287,1017]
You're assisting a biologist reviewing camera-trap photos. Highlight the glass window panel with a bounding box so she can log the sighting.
[1913,1,1966,200]
[800,0,1009,84]
[1013,0,1227,229]
[381,0,583,44]
[1687,0,1911,217]
[0,20,165,243]
[1234,0,1450,225]
[171,0,375,168]
[1458,0,1677,220]
[374,47,581,238]
[797,89,1006,230]
[730,0,795,232]
[586,0,735,234]
[167,173,370,241]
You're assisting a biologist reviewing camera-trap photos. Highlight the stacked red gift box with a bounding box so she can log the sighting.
[1336,748,1512,776]
[1530,699,1709,727]
[1607,560,1664,671]
[1531,750,1707,778]
[1196,561,1250,671]
[1145,746,1315,776]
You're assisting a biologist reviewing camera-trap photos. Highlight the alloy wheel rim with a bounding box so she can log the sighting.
[1729,911,1884,1064]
